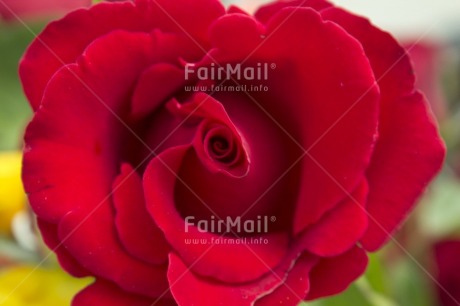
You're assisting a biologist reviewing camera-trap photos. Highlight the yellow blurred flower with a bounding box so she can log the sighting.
[0,266,91,306]
[0,151,26,235]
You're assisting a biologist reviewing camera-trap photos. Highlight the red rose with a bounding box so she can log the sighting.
[403,41,447,121]
[20,0,445,305]
[434,240,460,306]
[0,0,90,22]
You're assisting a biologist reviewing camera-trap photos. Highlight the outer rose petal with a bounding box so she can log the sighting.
[227,5,250,15]
[319,7,446,251]
[72,279,174,306]
[19,0,224,110]
[361,92,444,250]
[24,31,169,298]
[254,253,317,306]
[306,246,368,300]
[256,0,445,249]
[23,30,156,223]
[58,208,169,298]
[167,252,317,306]
[300,180,368,257]
[433,241,460,306]
[37,218,90,278]
[255,0,332,23]
[144,146,289,283]
[209,9,379,234]
[134,0,225,44]
[20,1,142,110]
[113,163,170,265]
[404,42,447,120]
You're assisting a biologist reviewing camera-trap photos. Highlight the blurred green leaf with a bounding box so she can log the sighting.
[366,254,389,294]
[0,21,45,151]
[390,258,436,306]
[355,278,398,306]
[365,253,390,296]
[302,280,399,306]
[419,175,460,237]
[301,282,373,306]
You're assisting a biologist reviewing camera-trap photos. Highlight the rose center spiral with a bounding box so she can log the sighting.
[203,125,239,166]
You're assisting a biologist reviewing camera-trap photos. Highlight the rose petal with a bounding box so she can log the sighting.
[180,91,303,231]
[37,218,90,278]
[144,146,289,283]
[167,252,317,306]
[254,253,317,306]
[162,92,299,227]
[209,13,265,53]
[113,163,170,265]
[306,246,368,300]
[433,240,460,306]
[130,63,186,120]
[72,279,174,306]
[227,5,250,15]
[20,0,224,110]
[134,0,225,46]
[320,7,446,251]
[252,0,444,253]
[208,8,379,234]
[139,103,197,161]
[361,92,444,250]
[24,30,169,298]
[20,1,142,110]
[404,42,447,120]
[24,30,156,226]
[255,0,332,23]
[300,180,369,257]
[175,146,297,230]
[58,208,169,298]
[180,93,250,177]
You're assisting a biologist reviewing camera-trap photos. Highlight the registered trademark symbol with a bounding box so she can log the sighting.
[270,216,276,222]
[270,63,276,70]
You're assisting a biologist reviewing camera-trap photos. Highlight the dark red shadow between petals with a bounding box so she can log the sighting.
[113,163,170,265]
